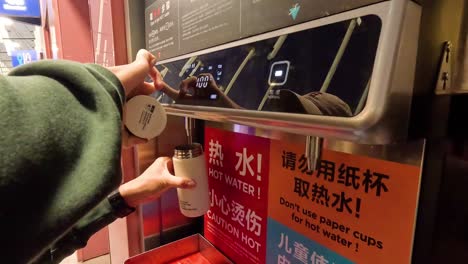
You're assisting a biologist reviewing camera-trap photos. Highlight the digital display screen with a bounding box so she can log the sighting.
[196,75,210,89]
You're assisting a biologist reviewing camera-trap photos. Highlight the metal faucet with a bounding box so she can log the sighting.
[185,117,195,144]
[305,136,323,172]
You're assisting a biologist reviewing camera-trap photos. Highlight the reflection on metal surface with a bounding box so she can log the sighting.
[320,18,361,93]
[257,84,274,111]
[305,136,312,169]
[159,14,379,113]
[179,56,197,77]
[267,35,287,60]
[355,79,370,115]
[314,137,324,169]
[158,1,422,144]
[207,121,425,167]
[189,60,203,77]
[224,47,255,95]
[160,66,169,78]
[138,116,196,239]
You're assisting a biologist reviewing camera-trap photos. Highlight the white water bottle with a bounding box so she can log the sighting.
[173,143,210,217]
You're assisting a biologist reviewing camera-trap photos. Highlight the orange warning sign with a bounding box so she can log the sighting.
[268,140,422,264]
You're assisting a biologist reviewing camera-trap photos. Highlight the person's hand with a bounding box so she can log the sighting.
[107,49,163,148]
[118,157,196,207]
[108,49,160,97]
[152,66,166,91]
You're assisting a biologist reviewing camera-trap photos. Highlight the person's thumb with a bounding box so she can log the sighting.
[168,176,197,189]
[163,160,197,189]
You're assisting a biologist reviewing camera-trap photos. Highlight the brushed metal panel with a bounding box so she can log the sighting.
[207,121,425,166]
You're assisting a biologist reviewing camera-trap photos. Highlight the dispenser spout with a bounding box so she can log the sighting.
[185,117,195,144]
[305,136,323,172]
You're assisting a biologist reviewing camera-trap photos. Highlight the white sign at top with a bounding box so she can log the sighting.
[4,0,26,11]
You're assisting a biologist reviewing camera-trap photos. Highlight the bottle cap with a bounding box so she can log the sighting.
[174,143,203,159]
[124,95,167,139]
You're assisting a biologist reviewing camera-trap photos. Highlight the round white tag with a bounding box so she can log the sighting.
[124,95,167,139]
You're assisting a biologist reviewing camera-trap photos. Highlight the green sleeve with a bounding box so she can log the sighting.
[33,198,120,264]
[0,60,125,263]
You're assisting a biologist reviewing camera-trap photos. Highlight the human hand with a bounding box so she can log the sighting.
[107,49,164,147]
[152,66,166,91]
[108,49,160,97]
[118,157,196,207]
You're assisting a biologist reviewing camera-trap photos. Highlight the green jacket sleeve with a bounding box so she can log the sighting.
[33,198,120,263]
[0,60,125,264]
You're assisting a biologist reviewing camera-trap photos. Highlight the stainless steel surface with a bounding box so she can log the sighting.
[184,117,195,145]
[160,1,422,144]
[453,1,468,91]
[208,121,425,167]
[199,234,234,264]
[174,143,203,159]
[355,79,370,115]
[305,136,323,171]
[137,116,195,246]
[435,41,453,94]
[314,137,324,169]
[305,136,312,170]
